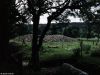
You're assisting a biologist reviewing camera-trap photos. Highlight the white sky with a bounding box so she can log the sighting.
[39,6,100,24]
[16,0,99,24]
[39,15,83,24]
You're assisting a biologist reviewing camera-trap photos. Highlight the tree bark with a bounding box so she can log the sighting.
[31,13,40,70]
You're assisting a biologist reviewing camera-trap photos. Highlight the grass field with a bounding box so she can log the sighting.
[41,40,99,59]
[11,38,100,61]
[10,36,100,66]
[9,37,100,75]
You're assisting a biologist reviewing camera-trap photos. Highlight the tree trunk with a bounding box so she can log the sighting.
[96,33,100,45]
[38,18,52,50]
[0,0,12,71]
[31,14,40,70]
[0,0,9,61]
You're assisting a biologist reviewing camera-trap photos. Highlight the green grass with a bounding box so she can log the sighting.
[10,38,100,65]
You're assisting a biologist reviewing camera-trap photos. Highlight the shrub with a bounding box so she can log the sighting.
[82,44,91,54]
[91,49,100,57]
[72,48,81,57]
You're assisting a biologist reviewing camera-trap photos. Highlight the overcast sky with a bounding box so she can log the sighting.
[39,14,83,24]
[39,6,100,24]
[16,0,100,24]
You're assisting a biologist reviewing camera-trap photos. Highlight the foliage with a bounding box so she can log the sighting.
[82,44,91,54]
[72,48,81,57]
[9,0,27,39]
[50,25,58,34]
[63,26,80,38]
[91,48,100,57]
[10,24,30,39]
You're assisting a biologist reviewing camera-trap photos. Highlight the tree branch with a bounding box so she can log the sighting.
[38,0,70,49]
[38,17,52,49]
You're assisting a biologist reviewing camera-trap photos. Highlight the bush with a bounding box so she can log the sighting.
[91,49,100,57]
[82,44,91,54]
[72,48,81,57]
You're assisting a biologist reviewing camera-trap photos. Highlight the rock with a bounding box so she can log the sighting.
[40,63,88,75]
[59,63,88,75]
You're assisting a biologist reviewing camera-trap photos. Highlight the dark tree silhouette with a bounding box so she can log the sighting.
[93,10,100,44]
[0,0,9,62]
[0,0,26,72]
[78,0,100,39]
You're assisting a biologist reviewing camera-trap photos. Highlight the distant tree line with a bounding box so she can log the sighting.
[24,22,99,38]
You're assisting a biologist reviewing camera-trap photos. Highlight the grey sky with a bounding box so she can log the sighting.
[39,14,83,24]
